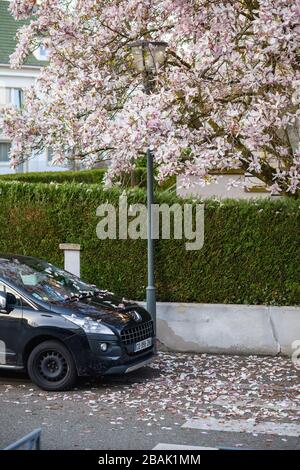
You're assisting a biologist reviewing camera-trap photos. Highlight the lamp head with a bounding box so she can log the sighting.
[129,40,168,73]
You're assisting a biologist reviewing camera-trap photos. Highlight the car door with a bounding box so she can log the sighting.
[0,281,23,367]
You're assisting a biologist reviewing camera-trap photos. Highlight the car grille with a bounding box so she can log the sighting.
[121,320,154,345]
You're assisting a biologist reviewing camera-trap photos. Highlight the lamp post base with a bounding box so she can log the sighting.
[146,286,156,332]
[147,285,157,352]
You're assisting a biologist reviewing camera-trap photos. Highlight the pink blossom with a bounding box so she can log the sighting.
[1,0,299,195]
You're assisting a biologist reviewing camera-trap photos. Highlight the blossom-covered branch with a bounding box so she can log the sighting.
[1,0,299,194]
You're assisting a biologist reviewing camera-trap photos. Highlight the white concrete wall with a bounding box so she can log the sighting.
[0,66,40,89]
[0,149,68,175]
[176,174,278,200]
[21,149,67,174]
[140,302,300,357]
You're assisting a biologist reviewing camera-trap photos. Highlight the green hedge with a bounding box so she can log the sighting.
[0,181,299,305]
[0,169,122,184]
[0,169,176,190]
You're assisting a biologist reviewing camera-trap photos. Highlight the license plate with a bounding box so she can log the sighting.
[134,337,152,352]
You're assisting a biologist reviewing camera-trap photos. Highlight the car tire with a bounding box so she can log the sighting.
[27,340,77,391]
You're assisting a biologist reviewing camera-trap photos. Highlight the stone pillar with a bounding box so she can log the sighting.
[59,243,81,277]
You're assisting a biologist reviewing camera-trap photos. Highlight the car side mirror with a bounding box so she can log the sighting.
[0,292,8,313]
[0,292,16,314]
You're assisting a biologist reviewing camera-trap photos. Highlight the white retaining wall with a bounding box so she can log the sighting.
[142,302,300,357]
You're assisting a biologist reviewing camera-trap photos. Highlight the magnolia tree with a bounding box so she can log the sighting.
[1,0,300,195]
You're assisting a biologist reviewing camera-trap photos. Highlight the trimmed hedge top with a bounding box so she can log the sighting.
[0,169,109,184]
[0,180,299,305]
[0,169,176,190]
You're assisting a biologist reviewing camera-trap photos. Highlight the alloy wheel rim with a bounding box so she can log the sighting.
[37,350,68,382]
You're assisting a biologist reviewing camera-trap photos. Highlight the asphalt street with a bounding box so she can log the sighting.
[0,353,299,450]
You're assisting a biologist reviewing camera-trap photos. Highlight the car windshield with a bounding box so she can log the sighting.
[0,257,98,303]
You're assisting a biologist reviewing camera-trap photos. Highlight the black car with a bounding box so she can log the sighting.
[0,254,155,391]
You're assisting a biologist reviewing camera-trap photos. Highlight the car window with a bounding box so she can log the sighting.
[0,257,97,304]
[0,282,33,309]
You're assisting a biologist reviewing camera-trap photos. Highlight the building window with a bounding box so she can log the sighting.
[47,147,53,163]
[39,45,48,58]
[0,142,11,162]
[0,88,23,108]
[33,45,49,61]
[0,88,6,106]
[9,88,23,108]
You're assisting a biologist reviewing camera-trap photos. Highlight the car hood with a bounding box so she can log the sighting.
[48,291,150,328]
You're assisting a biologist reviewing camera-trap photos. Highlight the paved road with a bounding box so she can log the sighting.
[0,353,299,450]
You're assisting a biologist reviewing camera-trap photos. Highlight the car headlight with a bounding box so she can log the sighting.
[62,314,114,335]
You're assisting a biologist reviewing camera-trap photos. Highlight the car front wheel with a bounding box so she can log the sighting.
[27,340,77,391]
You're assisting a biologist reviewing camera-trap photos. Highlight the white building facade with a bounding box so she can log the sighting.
[0,0,68,174]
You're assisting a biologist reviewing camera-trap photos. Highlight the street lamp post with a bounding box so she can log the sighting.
[146,146,156,324]
[128,40,168,333]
